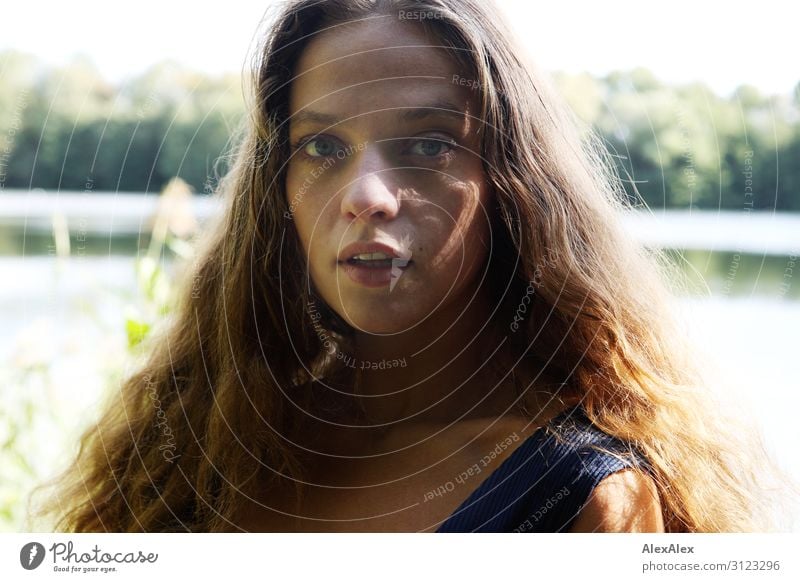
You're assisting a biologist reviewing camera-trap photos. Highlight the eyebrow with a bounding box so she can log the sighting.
[290,100,468,127]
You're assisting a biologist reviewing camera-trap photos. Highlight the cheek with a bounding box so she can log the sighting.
[285,167,303,214]
[286,170,331,253]
[427,178,492,270]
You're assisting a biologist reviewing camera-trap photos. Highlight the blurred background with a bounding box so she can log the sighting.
[1,0,798,531]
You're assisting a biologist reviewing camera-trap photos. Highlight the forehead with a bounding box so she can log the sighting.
[289,17,477,120]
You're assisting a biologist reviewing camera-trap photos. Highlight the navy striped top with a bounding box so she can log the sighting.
[435,404,650,532]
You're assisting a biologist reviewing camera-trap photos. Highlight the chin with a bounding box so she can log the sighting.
[340,310,421,336]
[331,298,430,336]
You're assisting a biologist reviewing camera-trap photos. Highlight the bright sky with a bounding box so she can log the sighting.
[2,0,797,97]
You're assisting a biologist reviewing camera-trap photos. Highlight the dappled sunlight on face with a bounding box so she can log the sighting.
[285,18,493,334]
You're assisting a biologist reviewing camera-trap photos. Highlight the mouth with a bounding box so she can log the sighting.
[337,239,414,288]
[343,252,412,269]
[338,253,413,289]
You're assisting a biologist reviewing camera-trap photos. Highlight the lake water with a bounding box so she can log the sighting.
[1,194,798,531]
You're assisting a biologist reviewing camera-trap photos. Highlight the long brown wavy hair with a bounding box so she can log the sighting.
[31,0,796,532]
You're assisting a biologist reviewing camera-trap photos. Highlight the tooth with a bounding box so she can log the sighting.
[353,252,391,260]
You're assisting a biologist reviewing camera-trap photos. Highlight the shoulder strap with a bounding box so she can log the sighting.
[514,407,651,532]
[436,406,650,532]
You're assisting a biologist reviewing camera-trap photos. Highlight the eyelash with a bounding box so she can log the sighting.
[289,134,457,161]
[403,136,457,159]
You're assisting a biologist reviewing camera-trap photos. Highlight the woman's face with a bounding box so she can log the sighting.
[286,18,493,335]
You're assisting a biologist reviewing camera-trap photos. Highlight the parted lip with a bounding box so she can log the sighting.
[338,240,412,262]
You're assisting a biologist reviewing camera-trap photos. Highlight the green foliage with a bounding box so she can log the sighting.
[0,52,242,194]
[0,175,196,532]
[555,69,799,211]
[125,317,152,350]
[1,51,799,210]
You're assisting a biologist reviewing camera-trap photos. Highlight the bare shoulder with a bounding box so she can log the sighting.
[568,468,665,532]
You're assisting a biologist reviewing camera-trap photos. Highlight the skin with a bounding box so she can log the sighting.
[569,469,665,532]
[286,17,515,434]
[274,17,663,532]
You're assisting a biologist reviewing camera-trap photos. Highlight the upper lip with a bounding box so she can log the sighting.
[338,240,412,262]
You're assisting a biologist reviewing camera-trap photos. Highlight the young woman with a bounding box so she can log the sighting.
[35,0,792,532]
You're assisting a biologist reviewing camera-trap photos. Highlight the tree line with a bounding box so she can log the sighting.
[1,51,798,210]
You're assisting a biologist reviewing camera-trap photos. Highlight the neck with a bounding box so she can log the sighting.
[345,280,517,428]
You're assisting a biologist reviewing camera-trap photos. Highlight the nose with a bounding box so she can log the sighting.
[340,147,399,223]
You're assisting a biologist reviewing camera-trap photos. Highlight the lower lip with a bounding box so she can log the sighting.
[339,260,412,288]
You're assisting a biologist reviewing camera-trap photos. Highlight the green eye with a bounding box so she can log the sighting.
[303,136,340,158]
[409,138,454,157]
